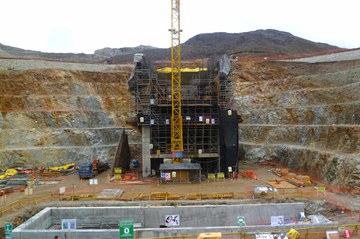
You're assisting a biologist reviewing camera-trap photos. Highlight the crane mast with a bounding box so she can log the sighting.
[170,0,183,161]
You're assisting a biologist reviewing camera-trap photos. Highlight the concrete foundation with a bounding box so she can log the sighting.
[13,203,336,239]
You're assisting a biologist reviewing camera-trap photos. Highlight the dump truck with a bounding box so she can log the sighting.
[78,160,108,179]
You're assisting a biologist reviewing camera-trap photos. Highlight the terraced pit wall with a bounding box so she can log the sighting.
[232,60,360,189]
[0,68,140,168]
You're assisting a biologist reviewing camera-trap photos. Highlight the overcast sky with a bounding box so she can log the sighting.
[1,0,359,54]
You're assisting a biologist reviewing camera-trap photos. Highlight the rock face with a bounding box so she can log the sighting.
[0,69,139,168]
[232,60,360,189]
[94,45,157,58]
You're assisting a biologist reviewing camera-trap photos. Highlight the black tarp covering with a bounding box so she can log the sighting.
[127,53,149,92]
[219,110,239,175]
[112,129,131,174]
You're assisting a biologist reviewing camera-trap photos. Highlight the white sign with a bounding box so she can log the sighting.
[255,234,274,239]
[326,231,339,239]
[61,219,76,230]
[59,186,66,194]
[89,179,98,185]
[165,214,180,227]
[270,216,284,226]
[165,173,171,181]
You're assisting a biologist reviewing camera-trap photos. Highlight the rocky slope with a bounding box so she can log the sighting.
[107,29,339,62]
[0,67,140,168]
[0,43,105,63]
[94,45,156,58]
[232,58,360,190]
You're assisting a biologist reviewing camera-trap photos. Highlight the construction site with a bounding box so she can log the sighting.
[1,0,360,239]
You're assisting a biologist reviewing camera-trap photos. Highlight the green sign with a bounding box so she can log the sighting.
[119,220,134,239]
[237,216,246,226]
[5,222,12,233]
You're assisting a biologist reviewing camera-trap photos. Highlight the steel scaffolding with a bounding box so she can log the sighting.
[128,55,233,174]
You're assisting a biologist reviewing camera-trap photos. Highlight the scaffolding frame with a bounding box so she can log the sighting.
[128,56,232,174]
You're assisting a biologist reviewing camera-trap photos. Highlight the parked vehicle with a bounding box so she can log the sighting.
[6,178,28,192]
[78,160,108,179]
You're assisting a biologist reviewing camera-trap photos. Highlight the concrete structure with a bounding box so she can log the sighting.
[13,203,336,239]
[141,126,151,177]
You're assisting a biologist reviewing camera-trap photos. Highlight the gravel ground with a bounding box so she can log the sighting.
[284,48,360,63]
[0,58,131,72]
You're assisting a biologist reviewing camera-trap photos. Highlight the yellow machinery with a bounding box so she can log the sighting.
[197,232,222,239]
[170,0,183,162]
[0,168,18,179]
[287,228,300,239]
[49,163,76,172]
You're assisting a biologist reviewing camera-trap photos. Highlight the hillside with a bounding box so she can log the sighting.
[106,29,340,62]
[1,29,340,63]
[182,29,337,57]
[0,43,105,63]
[94,45,157,58]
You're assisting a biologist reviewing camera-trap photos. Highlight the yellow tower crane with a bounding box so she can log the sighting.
[169,0,183,162]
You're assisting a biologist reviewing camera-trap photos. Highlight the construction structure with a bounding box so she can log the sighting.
[127,0,240,181]
[127,54,239,180]
[14,203,319,239]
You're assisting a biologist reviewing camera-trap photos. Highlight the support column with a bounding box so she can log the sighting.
[142,126,151,177]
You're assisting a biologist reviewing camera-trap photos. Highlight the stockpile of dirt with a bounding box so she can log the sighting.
[232,60,360,190]
[0,66,140,168]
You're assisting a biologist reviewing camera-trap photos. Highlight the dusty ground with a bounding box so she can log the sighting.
[0,163,359,237]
